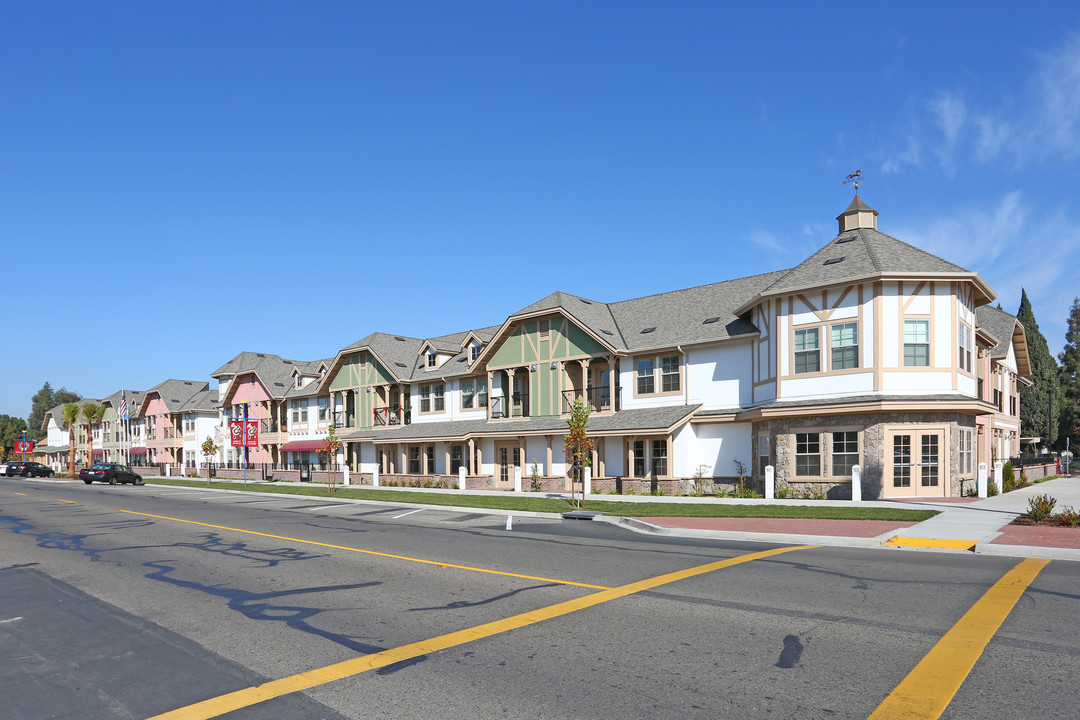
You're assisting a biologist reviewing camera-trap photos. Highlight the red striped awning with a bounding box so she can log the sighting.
[128,447,147,455]
[92,449,104,456]
[280,439,326,452]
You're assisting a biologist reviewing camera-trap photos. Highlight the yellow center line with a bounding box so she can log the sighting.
[14,492,27,496]
[116,508,610,590]
[148,544,814,720]
[57,499,77,504]
[868,556,1049,720]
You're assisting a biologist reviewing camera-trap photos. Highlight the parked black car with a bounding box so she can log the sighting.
[79,463,143,485]
[2,461,54,477]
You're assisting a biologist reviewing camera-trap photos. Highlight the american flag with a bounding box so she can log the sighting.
[118,390,129,422]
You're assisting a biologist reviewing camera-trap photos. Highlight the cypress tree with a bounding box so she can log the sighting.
[1059,297,1080,452]
[1016,289,1060,451]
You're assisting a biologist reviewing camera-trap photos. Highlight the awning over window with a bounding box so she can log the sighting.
[92,449,104,456]
[129,447,148,455]
[279,439,326,452]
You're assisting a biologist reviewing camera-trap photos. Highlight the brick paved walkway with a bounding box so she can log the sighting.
[989,524,1080,549]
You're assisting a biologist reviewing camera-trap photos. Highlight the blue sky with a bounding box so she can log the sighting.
[4,2,1080,421]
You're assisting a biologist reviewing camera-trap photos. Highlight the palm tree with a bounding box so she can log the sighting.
[62,403,82,475]
[81,403,105,470]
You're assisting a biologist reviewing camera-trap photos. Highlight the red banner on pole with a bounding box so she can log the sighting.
[14,440,34,454]
[229,420,244,447]
[245,421,259,448]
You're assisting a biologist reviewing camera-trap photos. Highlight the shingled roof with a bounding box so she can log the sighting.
[142,379,210,414]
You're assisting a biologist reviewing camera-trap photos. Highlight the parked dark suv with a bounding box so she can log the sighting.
[2,461,55,477]
[79,463,143,485]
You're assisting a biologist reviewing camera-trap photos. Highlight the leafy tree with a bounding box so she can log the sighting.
[319,424,342,493]
[0,415,30,461]
[201,436,219,485]
[563,399,594,509]
[80,403,105,469]
[1059,297,1080,453]
[1016,289,1060,451]
[62,403,82,474]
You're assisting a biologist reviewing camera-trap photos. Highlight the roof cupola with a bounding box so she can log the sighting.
[837,194,879,233]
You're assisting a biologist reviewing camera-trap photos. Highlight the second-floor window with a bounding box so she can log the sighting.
[461,378,488,410]
[183,414,195,433]
[635,355,681,395]
[426,352,436,369]
[830,323,858,370]
[794,329,820,374]
[958,324,973,373]
[291,400,308,424]
[318,397,329,421]
[419,384,445,413]
[904,320,930,366]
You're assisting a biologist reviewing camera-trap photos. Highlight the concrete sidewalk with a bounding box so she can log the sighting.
[625,475,1080,562]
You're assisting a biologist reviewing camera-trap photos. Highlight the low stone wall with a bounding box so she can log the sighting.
[1016,463,1056,481]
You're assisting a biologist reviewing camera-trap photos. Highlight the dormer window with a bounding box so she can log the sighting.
[295,375,303,389]
[470,344,482,363]
[426,351,437,369]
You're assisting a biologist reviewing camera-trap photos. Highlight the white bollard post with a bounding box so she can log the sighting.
[977,462,988,498]
[166,464,171,477]
[584,466,592,496]
[343,466,350,486]
[458,466,467,490]
[851,464,862,502]
[372,466,379,487]
[993,460,1003,495]
[514,466,522,492]
[765,465,775,500]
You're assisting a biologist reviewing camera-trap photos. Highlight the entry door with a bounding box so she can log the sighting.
[887,430,947,498]
[496,443,520,485]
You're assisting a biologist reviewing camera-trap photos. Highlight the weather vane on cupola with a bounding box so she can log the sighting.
[843,169,864,195]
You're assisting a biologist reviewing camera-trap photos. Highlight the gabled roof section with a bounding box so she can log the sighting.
[101,388,146,416]
[177,389,219,413]
[610,270,790,351]
[42,398,101,431]
[460,326,501,349]
[735,200,996,315]
[977,305,1031,376]
[510,291,622,346]
[140,379,210,415]
[211,351,283,378]
[320,332,427,389]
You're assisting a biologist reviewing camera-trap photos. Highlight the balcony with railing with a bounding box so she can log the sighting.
[561,385,619,415]
[258,417,288,443]
[373,405,411,426]
[489,392,529,420]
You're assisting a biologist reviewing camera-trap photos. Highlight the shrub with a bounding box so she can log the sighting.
[1002,462,1016,492]
[1058,505,1080,528]
[1028,494,1057,523]
[987,481,998,496]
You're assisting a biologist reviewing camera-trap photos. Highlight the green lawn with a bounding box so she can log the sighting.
[146,478,938,522]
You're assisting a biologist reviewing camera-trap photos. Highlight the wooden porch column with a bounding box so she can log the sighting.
[627,436,636,478]
[595,437,604,477]
[444,445,451,476]
[399,445,407,475]
[467,438,476,475]
[518,436,526,474]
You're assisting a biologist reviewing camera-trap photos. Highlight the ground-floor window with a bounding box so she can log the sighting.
[450,445,465,474]
[630,438,668,478]
[831,431,859,476]
[795,433,821,476]
[958,428,974,476]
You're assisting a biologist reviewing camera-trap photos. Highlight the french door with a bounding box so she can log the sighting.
[886,428,947,498]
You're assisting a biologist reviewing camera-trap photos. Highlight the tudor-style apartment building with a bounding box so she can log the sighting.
[32,197,1030,499]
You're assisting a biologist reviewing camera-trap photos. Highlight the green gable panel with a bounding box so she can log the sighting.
[329,355,361,390]
[556,319,607,357]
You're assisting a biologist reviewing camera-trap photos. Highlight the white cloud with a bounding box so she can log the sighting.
[748,229,784,253]
[929,91,967,174]
[879,33,1080,171]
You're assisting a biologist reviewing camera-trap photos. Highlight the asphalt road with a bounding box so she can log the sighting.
[1,477,1077,720]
